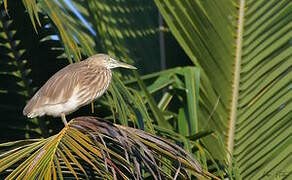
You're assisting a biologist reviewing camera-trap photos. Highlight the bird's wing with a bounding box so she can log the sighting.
[23,63,84,115]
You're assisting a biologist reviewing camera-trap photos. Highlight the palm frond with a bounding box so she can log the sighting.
[0,2,43,139]
[0,116,218,179]
[155,0,291,178]
[22,0,40,32]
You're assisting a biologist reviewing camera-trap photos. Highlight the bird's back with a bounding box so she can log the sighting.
[23,61,112,118]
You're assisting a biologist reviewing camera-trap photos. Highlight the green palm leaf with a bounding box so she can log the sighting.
[155,0,291,178]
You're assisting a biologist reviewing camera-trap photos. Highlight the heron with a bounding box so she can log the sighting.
[23,54,136,126]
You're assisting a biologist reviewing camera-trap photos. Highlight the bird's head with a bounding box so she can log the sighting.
[89,54,137,70]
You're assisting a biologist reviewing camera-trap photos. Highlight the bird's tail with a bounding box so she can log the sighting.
[23,99,35,118]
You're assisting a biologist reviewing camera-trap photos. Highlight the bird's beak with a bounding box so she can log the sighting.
[110,58,137,69]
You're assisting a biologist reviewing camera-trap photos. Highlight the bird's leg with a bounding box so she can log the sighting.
[91,102,95,113]
[61,113,68,126]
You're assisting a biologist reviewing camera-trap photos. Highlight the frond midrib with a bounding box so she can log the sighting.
[227,0,245,163]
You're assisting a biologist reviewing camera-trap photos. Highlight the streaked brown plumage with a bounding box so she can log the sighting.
[23,54,136,125]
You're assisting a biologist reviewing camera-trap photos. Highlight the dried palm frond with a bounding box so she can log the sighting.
[0,116,218,179]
